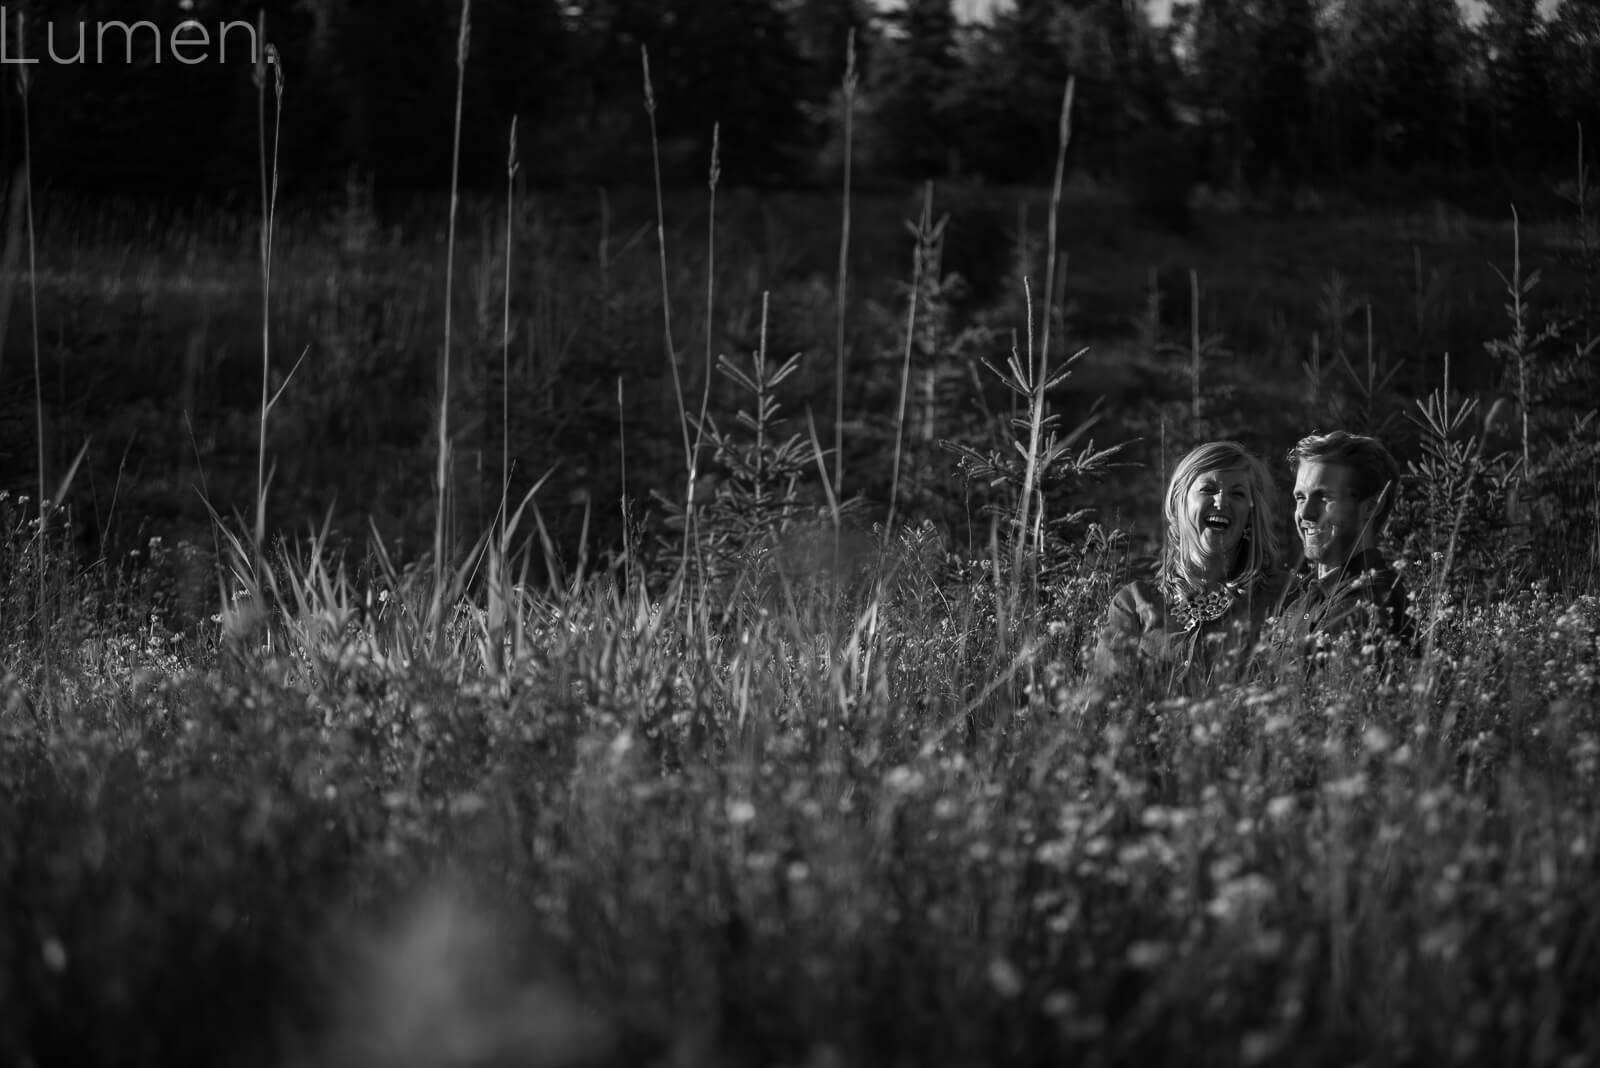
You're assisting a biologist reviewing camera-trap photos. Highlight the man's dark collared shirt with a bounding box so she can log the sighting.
[1272,548,1414,659]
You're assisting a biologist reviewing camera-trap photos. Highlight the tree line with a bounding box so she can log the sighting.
[0,0,1596,198]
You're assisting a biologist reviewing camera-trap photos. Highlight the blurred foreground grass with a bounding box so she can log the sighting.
[1,502,1598,1067]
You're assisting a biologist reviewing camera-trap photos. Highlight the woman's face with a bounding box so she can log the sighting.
[1183,465,1252,563]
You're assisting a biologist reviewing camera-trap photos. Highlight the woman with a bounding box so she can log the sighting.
[1091,441,1288,690]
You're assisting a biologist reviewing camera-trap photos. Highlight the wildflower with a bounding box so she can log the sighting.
[607,731,633,762]
[1241,1031,1282,1065]
[449,792,486,815]
[1042,990,1076,1017]
[987,958,1024,999]
[1127,941,1169,968]
[884,765,924,794]
[1207,873,1276,924]
[726,799,757,826]
[1323,773,1367,802]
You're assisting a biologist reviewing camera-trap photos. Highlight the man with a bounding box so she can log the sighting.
[1273,430,1414,663]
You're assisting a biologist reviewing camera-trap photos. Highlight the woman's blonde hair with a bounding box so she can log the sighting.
[1158,440,1282,591]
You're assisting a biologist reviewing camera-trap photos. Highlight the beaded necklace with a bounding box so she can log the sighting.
[1163,578,1247,633]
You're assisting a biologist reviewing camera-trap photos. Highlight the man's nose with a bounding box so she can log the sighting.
[1299,502,1320,521]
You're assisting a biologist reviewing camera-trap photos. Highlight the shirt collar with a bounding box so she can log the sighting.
[1313,548,1391,588]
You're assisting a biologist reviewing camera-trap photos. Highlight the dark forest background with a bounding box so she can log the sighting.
[1,0,1597,201]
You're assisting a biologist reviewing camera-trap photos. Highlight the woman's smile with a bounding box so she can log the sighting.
[1185,466,1252,560]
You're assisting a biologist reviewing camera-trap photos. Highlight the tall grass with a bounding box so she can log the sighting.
[885,183,934,540]
[1578,122,1594,345]
[685,124,722,602]
[1010,76,1077,613]
[835,31,858,505]
[432,0,472,632]
[641,46,694,579]
[11,12,90,722]
[253,18,284,554]
[499,117,518,550]
[17,11,45,646]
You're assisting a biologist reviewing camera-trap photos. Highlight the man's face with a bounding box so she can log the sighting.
[1293,460,1375,573]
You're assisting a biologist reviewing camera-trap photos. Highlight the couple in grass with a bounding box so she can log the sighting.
[1091,431,1414,690]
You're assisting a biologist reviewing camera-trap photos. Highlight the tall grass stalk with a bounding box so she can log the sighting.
[6,13,85,692]
[834,30,858,506]
[253,21,284,556]
[501,117,518,549]
[1580,122,1593,345]
[685,124,721,600]
[1006,77,1076,614]
[1365,303,1374,388]
[805,406,842,530]
[16,12,47,685]
[1160,413,1168,493]
[1495,206,1533,479]
[0,166,24,383]
[598,187,611,336]
[618,376,630,587]
[433,0,472,632]
[1190,268,1201,433]
[640,49,693,548]
[1007,282,1038,617]
[1037,75,1075,379]
[477,117,519,680]
[886,183,933,539]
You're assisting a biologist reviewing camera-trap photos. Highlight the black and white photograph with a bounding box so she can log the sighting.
[1,1,1598,1065]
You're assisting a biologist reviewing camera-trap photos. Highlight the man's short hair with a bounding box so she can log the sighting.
[1287,430,1402,532]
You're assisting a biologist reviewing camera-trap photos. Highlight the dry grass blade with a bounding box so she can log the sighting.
[887,183,934,541]
[835,29,858,503]
[501,116,519,550]
[432,0,473,637]
[254,30,284,555]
